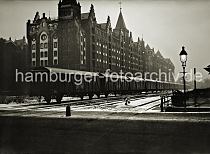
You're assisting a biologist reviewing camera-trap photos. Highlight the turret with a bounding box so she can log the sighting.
[58,0,81,20]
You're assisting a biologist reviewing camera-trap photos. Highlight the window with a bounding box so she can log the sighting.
[54,59,58,65]
[54,51,57,57]
[45,60,48,66]
[44,43,48,49]
[40,52,43,58]
[32,61,36,66]
[44,52,48,57]
[41,60,44,66]
[32,52,36,58]
[32,44,36,50]
[40,43,44,49]
[54,42,57,48]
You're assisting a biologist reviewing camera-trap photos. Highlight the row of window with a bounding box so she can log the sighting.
[32,50,58,67]
[80,33,86,65]
[80,45,86,51]
[40,51,48,58]
[40,43,48,49]
[40,60,48,66]
[96,59,108,64]
[32,42,57,50]
[80,36,86,42]
[32,59,58,67]
[80,56,86,64]
[32,51,58,58]
[95,50,125,56]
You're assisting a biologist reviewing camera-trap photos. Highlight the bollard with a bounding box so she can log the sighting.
[161,97,164,112]
[66,105,71,117]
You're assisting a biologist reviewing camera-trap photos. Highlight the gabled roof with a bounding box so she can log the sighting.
[81,13,89,20]
[165,58,175,67]
[146,44,150,50]
[98,23,107,29]
[165,58,171,63]
[14,38,26,50]
[156,50,163,58]
[115,10,127,30]
[204,66,210,74]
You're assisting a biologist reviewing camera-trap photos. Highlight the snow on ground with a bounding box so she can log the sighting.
[0,96,161,113]
[70,96,161,113]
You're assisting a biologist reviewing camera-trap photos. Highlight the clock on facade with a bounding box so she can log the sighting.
[41,34,47,41]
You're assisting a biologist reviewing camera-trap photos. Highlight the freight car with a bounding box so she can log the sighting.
[28,67,183,104]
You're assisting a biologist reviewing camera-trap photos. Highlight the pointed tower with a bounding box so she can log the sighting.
[141,37,145,48]
[129,32,133,43]
[113,8,129,37]
[115,11,127,30]
[106,16,112,32]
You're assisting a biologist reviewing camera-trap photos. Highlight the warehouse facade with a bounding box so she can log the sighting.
[27,0,175,81]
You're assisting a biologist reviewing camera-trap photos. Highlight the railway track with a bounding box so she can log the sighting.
[0,91,172,114]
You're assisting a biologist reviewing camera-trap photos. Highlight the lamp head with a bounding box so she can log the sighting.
[179,46,188,66]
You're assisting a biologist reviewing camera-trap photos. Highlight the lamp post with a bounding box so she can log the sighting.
[179,46,188,108]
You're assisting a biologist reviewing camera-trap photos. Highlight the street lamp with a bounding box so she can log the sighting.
[179,46,188,108]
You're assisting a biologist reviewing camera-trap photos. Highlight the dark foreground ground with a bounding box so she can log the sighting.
[1,111,210,154]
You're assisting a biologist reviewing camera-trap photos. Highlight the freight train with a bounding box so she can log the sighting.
[27,67,183,103]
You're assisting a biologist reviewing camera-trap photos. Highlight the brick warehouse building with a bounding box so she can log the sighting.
[26,0,175,81]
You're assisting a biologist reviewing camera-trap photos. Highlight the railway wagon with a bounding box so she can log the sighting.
[30,67,101,103]
[30,67,183,103]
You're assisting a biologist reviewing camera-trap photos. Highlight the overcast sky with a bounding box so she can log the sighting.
[0,0,210,79]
